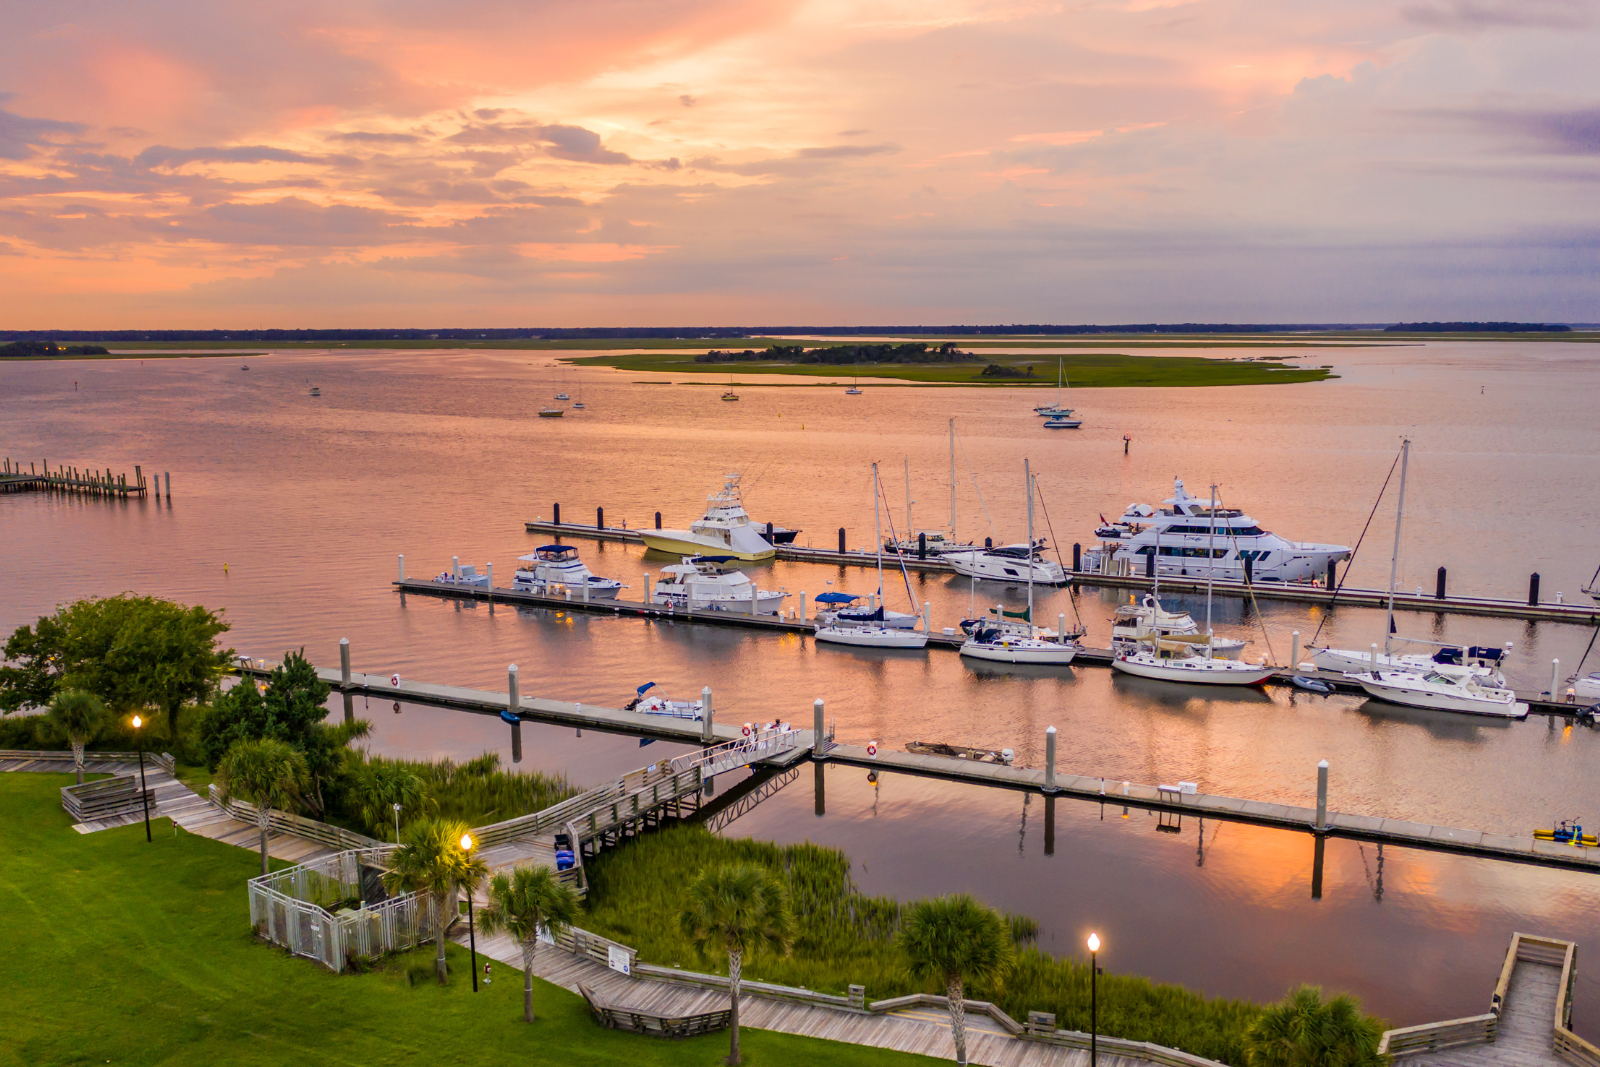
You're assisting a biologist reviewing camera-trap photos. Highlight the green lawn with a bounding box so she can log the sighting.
[0,773,939,1067]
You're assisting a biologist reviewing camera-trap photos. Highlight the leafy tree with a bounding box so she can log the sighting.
[479,865,582,1022]
[382,818,488,985]
[1245,986,1387,1067]
[47,690,107,785]
[0,595,232,732]
[896,894,1015,1067]
[349,759,432,840]
[218,739,307,876]
[679,863,794,1065]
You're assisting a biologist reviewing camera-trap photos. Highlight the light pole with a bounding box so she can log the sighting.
[461,832,480,992]
[392,802,401,843]
[1087,932,1101,1067]
[132,715,151,842]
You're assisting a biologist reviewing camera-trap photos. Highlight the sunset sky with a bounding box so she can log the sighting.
[1,0,1596,327]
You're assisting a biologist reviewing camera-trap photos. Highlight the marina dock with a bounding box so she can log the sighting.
[1,458,153,498]
[523,518,1600,624]
[392,578,1581,716]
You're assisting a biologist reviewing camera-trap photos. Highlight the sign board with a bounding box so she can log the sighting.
[607,945,632,975]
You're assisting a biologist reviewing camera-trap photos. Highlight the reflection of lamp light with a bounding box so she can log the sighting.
[1088,933,1102,1067]
[131,715,150,842]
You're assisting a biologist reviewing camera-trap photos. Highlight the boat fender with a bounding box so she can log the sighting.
[867,740,878,758]
[390,673,401,687]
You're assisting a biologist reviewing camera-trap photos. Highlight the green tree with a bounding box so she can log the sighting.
[479,865,582,1022]
[349,758,433,840]
[1245,986,1387,1067]
[679,863,795,1066]
[896,894,1015,1067]
[47,690,108,785]
[0,595,232,732]
[382,818,488,985]
[218,739,307,876]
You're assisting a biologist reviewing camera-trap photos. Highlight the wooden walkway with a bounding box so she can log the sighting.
[456,926,1137,1067]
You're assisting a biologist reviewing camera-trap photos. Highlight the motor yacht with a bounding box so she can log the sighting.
[1572,672,1600,703]
[639,473,777,561]
[1111,594,1246,660]
[945,540,1067,584]
[431,563,488,587]
[1083,478,1350,583]
[1310,644,1506,686]
[512,545,622,598]
[622,682,703,720]
[1112,639,1277,685]
[1350,664,1528,718]
[651,555,787,613]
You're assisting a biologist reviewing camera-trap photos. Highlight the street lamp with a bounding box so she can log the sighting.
[131,715,151,843]
[1087,933,1101,1067]
[461,832,479,993]
[392,802,401,843]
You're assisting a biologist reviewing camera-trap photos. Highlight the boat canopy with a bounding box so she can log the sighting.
[689,555,739,564]
[815,592,860,604]
[636,681,657,695]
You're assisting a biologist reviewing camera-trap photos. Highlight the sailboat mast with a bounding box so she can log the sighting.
[1207,484,1217,653]
[873,462,884,600]
[1385,438,1410,656]
[1026,459,1035,623]
[948,419,956,536]
[1057,358,1063,409]
[905,456,913,539]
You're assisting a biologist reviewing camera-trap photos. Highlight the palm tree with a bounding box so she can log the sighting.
[350,758,432,840]
[896,894,1015,1067]
[479,864,582,1022]
[382,817,488,985]
[1245,986,1388,1067]
[217,738,307,876]
[679,863,794,1066]
[47,690,107,785]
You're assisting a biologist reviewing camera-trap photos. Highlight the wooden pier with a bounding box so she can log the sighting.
[392,578,1580,716]
[524,518,1600,625]
[1,458,152,498]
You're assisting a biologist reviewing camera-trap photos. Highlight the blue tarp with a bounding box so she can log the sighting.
[636,681,657,695]
[815,592,861,604]
[537,545,578,553]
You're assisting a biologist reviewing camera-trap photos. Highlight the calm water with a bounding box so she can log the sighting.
[3,342,1598,1028]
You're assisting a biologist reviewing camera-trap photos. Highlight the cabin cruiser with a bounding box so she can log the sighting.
[623,682,703,720]
[1309,643,1507,686]
[431,563,488,587]
[1572,672,1600,703]
[652,555,788,613]
[1112,639,1277,685]
[1350,664,1528,718]
[884,530,977,557]
[945,540,1067,585]
[512,546,622,599]
[1083,479,1350,583]
[1111,594,1246,660]
[639,473,777,561]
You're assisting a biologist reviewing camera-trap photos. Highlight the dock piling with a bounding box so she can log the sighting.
[924,601,932,633]
[1436,567,1447,600]
[701,687,714,742]
[486,563,493,596]
[1044,726,1058,793]
[1529,572,1540,606]
[1370,643,1378,673]
[597,506,603,529]
[655,511,661,529]
[1292,631,1300,662]
[1327,561,1337,588]
[918,531,926,559]
[164,471,170,496]
[813,699,826,757]
[838,528,846,554]
[398,554,405,581]
[799,591,807,625]
[1315,760,1329,831]
[1551,659,1560,699]
[1145,551,1154,578]
[1072,542,1081,572]
[1059,614,1067,644]
[508,664,520,710]
[452,555,460,579]
[339,638,350,687]
[553,502,561,525]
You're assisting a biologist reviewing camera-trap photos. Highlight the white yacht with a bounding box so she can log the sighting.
[1034,358,1075,418]
[512,545,622,598]
[431,563,488,587]
[884,530,977,557]
[946,541,1067,585]
[1351,665,1528,718]
[1112,640,1277,685]
[1083,478,1350,583]
[815,625,929,649]
[1310,644,1506,686]
[639,473,777,561]
[1573,672,1600,703]
[1111,594,1246,660]
[818,594,922,630]
[652,555,787,613]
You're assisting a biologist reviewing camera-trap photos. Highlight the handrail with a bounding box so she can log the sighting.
[1,749,176,773]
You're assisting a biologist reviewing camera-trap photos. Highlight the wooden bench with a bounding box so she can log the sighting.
[61,775,154,822]
[578,984,731,1038]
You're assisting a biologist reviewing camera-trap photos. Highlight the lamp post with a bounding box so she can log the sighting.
[1087,932,1101,1067]
[461,832,480,992]
[131,714,151,843]
[392,802,401,843]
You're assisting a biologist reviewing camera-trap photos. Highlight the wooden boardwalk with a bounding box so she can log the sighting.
[457,926,1137,1067]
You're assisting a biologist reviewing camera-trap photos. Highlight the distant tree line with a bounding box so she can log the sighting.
[0,340,109,357]
[695,342,975,365]
[1382,322,1570,333]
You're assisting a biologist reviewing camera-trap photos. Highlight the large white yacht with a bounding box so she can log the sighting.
[639,473,777,561]
[651,555,788,613]
[512,546,622,598]
[945,541,1068,585]
[1083,479,1351,583]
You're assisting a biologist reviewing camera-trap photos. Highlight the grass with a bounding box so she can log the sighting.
[561,349,1335,387]
[583,825,1267,1065]
[0,772,943,1067]
[338,752,580,835]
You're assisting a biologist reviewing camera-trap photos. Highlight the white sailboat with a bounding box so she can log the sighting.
[815,463,929,650]
[885,423,976,555]
[1034,359,1074,416]
[960,461,1080,665]
[1112,485,1277,686]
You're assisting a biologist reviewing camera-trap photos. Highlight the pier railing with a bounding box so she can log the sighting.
[1,748,175,773]
[209,785,386,851]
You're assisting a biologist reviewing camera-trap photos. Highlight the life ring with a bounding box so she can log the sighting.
[390,673,401,687]
[867,740,878,757]
[741,723,751,737]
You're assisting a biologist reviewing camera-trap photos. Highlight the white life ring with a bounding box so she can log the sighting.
[390,673,401,687]
[741,723,752,737]
[867,740,878,757]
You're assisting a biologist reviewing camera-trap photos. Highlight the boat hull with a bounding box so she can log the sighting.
[639,529,775,561]
[960,639,1077,665]
[814,626,929,649]
[1111,655,1275,685]
[946,553,1068,585]
[653,589,787,614]
[1352,674,1528,718]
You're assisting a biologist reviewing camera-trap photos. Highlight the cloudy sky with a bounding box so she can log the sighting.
[1,0,1596,327]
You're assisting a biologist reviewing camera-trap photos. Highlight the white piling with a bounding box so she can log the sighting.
[800,591,807,626]
[508,664,519,709]
[582,581,589,604]
[339,638,350,687]
[1292,631,1300,664]
[1043,726,1057,793]
[923,600,932,633]
[486,562,493,592]
[813,698,826,756]
[1316,760,1329,830]
[1058,614,1066,644]
[1551,658,1560,698]
[643,574,651,604]
[701,687,714,742]
[750,582,758,615]
[452,555,460,579]
[1370,643,1378,673]
[398,554,405,581]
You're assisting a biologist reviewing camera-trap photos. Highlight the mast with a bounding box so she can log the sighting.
[948,419,956,537]
[905,456,913,541]
[1384,439,1410,657]
[1026,459,1035,626]
[1056,358,1063,410]
[1207,484,1217,656]
[873,462,884,606]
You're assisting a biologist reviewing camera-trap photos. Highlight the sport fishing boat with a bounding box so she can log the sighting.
[1043,414,1082,429]
[639,473,777,561]
[623,682,703,720]
[815,462,930,650]
[946,541,1067,585]
[1350,664,1528,718]
[1083,478,1351,583]
[651,555,787,613]
[512,545,622,598]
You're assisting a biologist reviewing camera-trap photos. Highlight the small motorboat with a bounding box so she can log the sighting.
[814,624,928,649]
[241,365,249,371]
[555,392,570,400]
[623,682,703,720]
[432,563,489,587]
[1572,672,1600,703]
[538,407,564,417]
[309,386,321,396]
[499,709,521,725]
[1533,820,1598,847]
[721,391,739,401]
[1043,415,1082,429]
[1291,675,1335,695]
[906,741,1015,764]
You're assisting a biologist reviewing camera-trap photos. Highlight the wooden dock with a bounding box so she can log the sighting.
[391,578,1581,716]
[1,458,152,498]
[1379,932,1597,1067]
[523,519,1600,625]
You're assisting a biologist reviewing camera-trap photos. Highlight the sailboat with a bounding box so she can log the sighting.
[1583,561,1600,603]
[572,379,586,410]
[1035,359,1079,426]
[722,371,739,401]
[885,423,976,555]
[1308,440,1507,684]
[960,461,1081,665]
[846,378,863,395]
[1111,485,1277,685]
[815,463,929,649]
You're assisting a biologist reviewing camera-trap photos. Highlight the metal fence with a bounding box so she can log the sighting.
[248,847,439,972]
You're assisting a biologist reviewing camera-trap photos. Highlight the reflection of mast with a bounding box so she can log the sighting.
[1196,818,1205,867]
[1375,843,1385,902]
[1019,793,1030,854]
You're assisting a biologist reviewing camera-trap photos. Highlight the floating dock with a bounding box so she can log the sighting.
[394,578,1581,716]
[523,519,1600,625]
